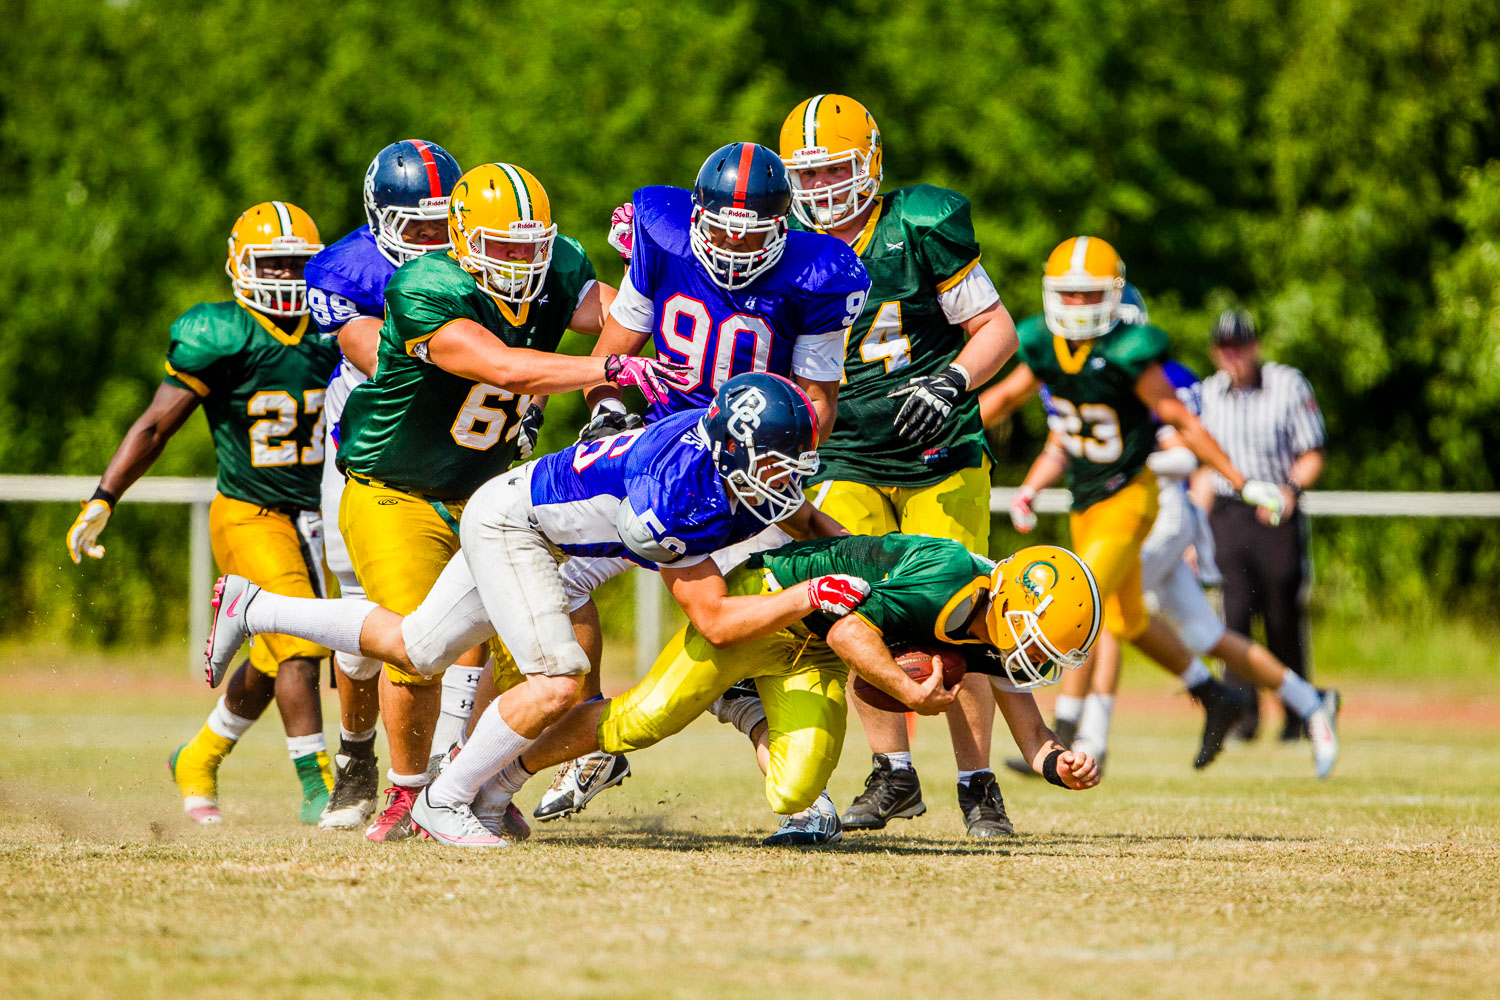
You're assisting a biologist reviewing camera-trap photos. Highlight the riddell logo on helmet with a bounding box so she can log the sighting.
[510,220,546,233]
[791,146,828,163]
[419,197,448,209]
[717,207,758,225]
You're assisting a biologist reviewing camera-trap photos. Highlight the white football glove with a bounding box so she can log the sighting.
[1010,486,1038,534]
[67,498,112,564]
[1240,479,1285,526]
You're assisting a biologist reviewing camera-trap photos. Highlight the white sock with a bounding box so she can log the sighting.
[955,768,991,787]
[206,696,255,742]
[1278,671,1322,720]
[492,757,534,798]
[427,701,533,809]
[245,593,376,656]
[1054,694,1084,724]
[883,751,914,771]
[286,733,326,760]
[1180,658,1212,690]
[1076,693,1116,756]
[340,725,377,746]
[387,769,429,790]
[432,666,483,752]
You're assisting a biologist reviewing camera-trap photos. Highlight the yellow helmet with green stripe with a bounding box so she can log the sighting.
[448,163,557,313]
[225,201,322,317]
[984,544,1100,689]
[778,94,882,229]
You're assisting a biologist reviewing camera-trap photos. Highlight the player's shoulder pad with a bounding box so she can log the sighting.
[887,184,972,234]
[1110,321,1171,367]
[615,500,690,565]
[304,228,373,283]
[632,185,694,260]
[548,233,596,293]
[1161,358,1200,391]
[1013,312,1051,365]
[780,229,870,296]
[385,251,464,301]
[170,301,251,350]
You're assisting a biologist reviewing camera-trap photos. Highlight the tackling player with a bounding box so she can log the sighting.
[68,202,340,825]
[331,161,685,842]
[435,536,1103,847]
[532,143,871,821]
[980,236,1287,768]
[302,138,468,831]
[200,374,858,845]
[777,94,1023,838]
[1002,362,1341,778]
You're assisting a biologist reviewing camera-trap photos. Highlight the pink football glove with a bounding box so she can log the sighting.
[806,574,871,616]
[1010,486,1038,533]
[607,203,634,261]
[603,354,694,407]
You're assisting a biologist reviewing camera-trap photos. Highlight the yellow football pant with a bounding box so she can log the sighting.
[209,494,326,676]
[808,458,992,552]
[599,568,847,815]
[1069,469,1159,641]
[340,478,519,688]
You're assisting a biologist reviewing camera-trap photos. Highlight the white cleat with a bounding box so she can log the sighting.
[204,575,259,688]
[1309,689,1341,780]
[410,787,509,848]
[533,751,630,822]
[763,790,843,847]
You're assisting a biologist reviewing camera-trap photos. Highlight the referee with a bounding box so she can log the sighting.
[1195,310,1326,741]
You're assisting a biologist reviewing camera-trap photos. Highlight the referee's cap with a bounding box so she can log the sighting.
[1211,309,1259,346]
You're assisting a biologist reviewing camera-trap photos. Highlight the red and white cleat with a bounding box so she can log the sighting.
[364,785,422,843]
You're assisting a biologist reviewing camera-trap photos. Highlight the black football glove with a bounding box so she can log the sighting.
[577,398,644,443]
[887,364,970,442]
[516,403,546,459]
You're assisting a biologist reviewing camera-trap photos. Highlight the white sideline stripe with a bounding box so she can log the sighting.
[3,476,1499,516]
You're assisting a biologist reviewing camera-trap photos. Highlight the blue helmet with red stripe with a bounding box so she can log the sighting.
[690,142,791,290]
[701,372,819,525]
[363,139,464,265]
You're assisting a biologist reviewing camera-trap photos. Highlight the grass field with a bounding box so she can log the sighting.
[2,635,1498,1000]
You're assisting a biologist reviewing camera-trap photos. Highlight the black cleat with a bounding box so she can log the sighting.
[840,754,925,830]
[318,748,380,831]
[958,771,1014,838]
[1191,679,1252,769]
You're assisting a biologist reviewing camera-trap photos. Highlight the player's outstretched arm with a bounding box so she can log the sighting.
[582,314,655,411]
[662,560,868,649]
[68,383,201,564]
[1137,365,1284,523]
[826,616,956,716]
[991,685,1099,790]
[977,363,1042,429]
[424,319,689,402]
[777,499,850,541]
[1011,430,1068,533]
[337,316,383,377]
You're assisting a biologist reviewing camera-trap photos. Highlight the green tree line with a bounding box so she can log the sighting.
[2,0,1498,645]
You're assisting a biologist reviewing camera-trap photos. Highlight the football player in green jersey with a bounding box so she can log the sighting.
[334,161,690,842]
[451,535,1103,846]
[777,95,1023,837]
[980,236,1286,769]
[67,201,342,825]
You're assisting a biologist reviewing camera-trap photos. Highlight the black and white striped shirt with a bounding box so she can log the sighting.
[1201,362,1326,497]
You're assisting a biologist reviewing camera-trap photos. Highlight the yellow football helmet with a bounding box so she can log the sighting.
[778,94,882,229]
[225,201,322,317]
[984,544,1101,689]
[448,163,556,320]
[1042,236,1126,341]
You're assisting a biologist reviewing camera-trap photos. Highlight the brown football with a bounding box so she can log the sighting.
[851,644,969,713]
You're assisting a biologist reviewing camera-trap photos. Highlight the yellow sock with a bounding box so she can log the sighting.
[172,725,236,800]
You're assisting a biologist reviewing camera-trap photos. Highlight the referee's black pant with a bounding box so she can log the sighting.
[1209,499,1311,734]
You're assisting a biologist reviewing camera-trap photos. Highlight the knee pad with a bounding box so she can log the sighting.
[335,651,382,681]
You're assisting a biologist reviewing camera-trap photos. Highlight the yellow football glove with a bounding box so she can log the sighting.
[67,498,113,564]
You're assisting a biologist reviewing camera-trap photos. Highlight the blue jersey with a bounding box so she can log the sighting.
[303,227,395,333]
[623,186,870,421]
[1161,358,1202,417]
[528,409,767,570]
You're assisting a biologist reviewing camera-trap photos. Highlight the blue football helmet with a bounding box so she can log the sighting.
[701,373,819,524]
[364,139,464,265]
[1117,282,1149,327]
[690,142,792,290]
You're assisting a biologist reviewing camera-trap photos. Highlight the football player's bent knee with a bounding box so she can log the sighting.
[523,673,583,721]
[764,744,838,815]
[336,652,383,681]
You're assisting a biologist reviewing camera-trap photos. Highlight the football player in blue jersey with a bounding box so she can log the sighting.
[529,143,872,820]
[200,374,865,845]
[301,139,497,832]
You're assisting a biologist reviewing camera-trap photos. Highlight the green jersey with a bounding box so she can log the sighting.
[337,241,596,501]
[1014,314,1170,510]
[163,301,340,510]
[750,533,993,642]
[798,185,997,487]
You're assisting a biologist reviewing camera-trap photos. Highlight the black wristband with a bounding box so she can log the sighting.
[90,486,117,507]
[1042,748,1067,788]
